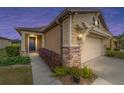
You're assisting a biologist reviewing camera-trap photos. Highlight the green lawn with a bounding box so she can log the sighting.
[0,65,33,85]
[0,49,7,59]
[0,48,33,85]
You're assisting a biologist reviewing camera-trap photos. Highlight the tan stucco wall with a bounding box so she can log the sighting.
[72,13,108,45]
[44,25,61,54]
[0,39,11,49]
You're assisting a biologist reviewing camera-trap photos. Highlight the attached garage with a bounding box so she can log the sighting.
[81,36,105,63]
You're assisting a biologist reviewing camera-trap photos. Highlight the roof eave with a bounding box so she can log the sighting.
[91,30,112,39]
[0,37,12,41]
[15,27,45,35]
[42,9,101,33]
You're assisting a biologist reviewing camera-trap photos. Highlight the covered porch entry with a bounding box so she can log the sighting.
[20,31,44,55]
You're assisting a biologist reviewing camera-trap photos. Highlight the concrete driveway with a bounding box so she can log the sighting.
[85,56,124,85]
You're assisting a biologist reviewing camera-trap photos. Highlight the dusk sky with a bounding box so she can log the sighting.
[0,7,124,40]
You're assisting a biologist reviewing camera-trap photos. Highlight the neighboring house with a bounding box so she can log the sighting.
[16,8,112,67]
[0,36,11,49]
[106,36,119,49]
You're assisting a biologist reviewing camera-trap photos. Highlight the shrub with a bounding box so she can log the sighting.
[113,51,124,59]
[0,57,17,66]
[52,66,95,81]
[52,66,68,76]
[106,50,124,59]
[114,48,120,51]
[0,56,30,66]
[39,48,62,70]
[16,56,31,64]
[106,48,111,50]
[106,50,115,57]
[5,45,20,57]
[81,65,93,79]
[69,67,82,79]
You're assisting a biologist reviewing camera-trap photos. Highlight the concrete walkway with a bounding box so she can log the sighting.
[29,53,62,85]
[92,78,113,85]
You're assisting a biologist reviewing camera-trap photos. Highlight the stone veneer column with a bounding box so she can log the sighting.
[62,46,81,68]
[62,14,82,68]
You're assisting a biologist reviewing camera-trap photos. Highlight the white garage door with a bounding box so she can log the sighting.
[82,36,104,63]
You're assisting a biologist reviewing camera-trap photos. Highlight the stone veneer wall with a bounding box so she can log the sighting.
[62,47,81,67]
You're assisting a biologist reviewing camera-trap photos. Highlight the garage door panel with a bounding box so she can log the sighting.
[82,36,103,62]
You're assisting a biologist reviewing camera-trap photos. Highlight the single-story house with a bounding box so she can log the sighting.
[16,8,112,67]
[0,36,11,49]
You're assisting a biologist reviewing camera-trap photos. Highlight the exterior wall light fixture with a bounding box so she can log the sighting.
[78,33,82,40]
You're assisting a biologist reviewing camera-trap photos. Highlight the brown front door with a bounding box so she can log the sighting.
[29,37,36,52]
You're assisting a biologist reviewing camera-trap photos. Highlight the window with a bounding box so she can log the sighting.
[93,17,99,27]
[95,20,98,26]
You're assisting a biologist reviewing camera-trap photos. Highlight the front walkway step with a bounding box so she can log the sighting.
[92,77,113,85]
[29,53,62,85]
